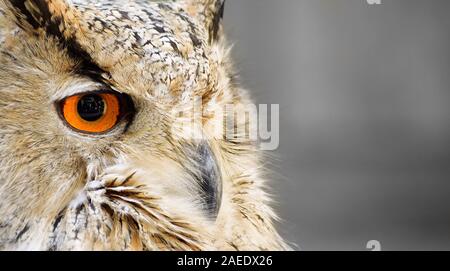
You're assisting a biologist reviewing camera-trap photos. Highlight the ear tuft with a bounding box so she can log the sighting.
[182,0,225,44]
[1,0,77,41]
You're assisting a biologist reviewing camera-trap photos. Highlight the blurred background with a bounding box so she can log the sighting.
[224,0,450,250]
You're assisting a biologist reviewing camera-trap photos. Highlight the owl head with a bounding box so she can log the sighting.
[0,0,288,251]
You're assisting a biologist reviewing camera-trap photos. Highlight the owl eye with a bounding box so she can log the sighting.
[59,91,134,134]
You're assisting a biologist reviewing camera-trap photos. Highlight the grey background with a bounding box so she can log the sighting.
[224,0,450,250]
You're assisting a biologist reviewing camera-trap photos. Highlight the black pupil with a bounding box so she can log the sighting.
[77,94,105,122]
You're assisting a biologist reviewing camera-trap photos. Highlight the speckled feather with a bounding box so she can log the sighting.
[0,0,289,251]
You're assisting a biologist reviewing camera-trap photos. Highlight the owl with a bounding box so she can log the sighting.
[0,0,289,251]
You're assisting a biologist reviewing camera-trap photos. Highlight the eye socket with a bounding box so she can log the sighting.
[59,91,134,134]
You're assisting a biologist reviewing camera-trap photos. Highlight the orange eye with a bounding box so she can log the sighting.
[59,92,132,134]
